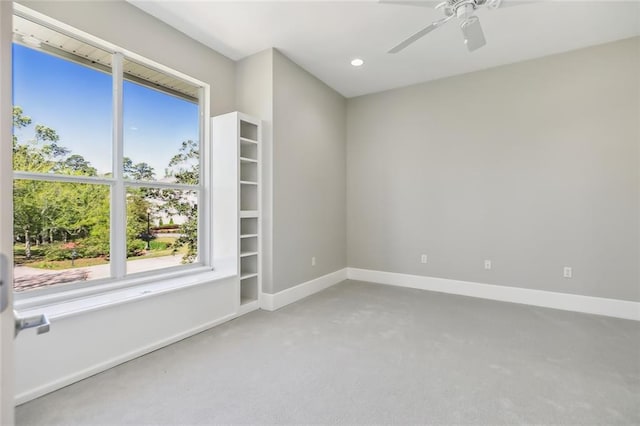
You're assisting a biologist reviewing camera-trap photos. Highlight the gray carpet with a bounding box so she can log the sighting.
[16,280,640,424]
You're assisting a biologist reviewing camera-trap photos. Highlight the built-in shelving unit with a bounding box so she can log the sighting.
[238,116,260,312]
[212,112,261,315]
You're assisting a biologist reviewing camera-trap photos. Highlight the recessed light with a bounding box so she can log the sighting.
[351,58,364,67]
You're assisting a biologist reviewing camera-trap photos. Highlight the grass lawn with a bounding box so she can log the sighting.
[127,245,187,262]
[28,256,109,270]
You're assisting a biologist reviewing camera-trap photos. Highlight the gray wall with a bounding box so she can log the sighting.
[236,49,347,294]
[347,37,640,302]
[235,49,275,293]
[18,1,236,116]
[272,50,347,293]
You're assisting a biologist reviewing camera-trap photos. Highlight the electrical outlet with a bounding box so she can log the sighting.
[563,266,572,278]
[484,260,492,270]
[420,254,428,264]
[311,257,316,266]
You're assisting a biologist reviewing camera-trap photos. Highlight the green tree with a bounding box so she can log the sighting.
[12,106,109,259]
[61,154,97,176]
[123,157,156,254]
[124,156,155,181]
[12,106,31,137]
[13,107,61,256]
[126,187,153,256]
[163,140,199,263]
[11,106,195,268]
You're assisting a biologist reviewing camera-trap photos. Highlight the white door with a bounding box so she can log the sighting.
[0,256,14,425]
[0,2,15,423]
[1,5,53,421]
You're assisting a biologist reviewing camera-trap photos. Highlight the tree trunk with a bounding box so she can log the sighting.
[24,228,31,259]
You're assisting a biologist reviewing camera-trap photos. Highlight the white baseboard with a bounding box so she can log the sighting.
[15,313,237,405]
[347,268,640,321]
[261,268,347,311]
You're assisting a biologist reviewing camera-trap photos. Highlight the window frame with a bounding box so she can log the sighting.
[12,4,213,305]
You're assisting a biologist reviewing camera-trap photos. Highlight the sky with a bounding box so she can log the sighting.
[12,44,199,178]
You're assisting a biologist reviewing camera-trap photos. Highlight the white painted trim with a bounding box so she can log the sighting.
[0,2,15,423]
[14,312,238,405]
[347,268,640,321]
[111,51,126,280]
[237,299,260,316]
[16,267,236,320]
[13,4,207,89]
[261,268,347,311]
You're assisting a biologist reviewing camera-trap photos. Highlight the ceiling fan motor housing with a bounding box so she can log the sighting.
[456,3,476,18]
[451,0,487,17]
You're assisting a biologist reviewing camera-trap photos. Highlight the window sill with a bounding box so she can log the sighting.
[15,258,237,320]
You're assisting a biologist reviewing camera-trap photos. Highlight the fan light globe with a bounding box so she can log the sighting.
[350,58,364,67]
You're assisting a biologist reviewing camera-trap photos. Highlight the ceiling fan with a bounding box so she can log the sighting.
[385,0,516,53]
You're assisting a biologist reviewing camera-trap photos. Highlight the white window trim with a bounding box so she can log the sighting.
[111,51,126,280]
[12,5,215,306]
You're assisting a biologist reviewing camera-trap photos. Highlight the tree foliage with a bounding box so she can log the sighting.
[163,139,199,263]
[124,157,155,181]
[13,107,110,259]
[12,106,198,267]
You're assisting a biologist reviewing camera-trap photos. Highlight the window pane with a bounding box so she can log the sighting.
[126,186,198,275]
[122,58,200,184]
[12,17,112,176]
[13,180,110,292]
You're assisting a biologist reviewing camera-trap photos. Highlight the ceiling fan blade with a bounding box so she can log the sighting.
[460,16,486,52]
[487,0,537,9]
[388,15,453,54]
[378,0,440,8]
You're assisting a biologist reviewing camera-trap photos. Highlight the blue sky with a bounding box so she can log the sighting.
[12,44,199,177]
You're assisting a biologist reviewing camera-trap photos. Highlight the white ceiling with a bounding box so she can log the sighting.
[130,1,640,98]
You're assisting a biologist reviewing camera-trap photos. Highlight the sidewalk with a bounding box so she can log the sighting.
[14,255,184,291]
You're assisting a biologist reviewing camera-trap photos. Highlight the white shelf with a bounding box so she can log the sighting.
[240,298,258,308]
[214,112,261,317]
[240,272,258,280]
[240,117,260,312]
[240,251,258,258]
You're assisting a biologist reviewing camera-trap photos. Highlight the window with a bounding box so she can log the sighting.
[12,11,209,295]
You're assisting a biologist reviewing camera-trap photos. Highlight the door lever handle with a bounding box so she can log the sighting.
[15,311,50,337]
[0,253,8,314]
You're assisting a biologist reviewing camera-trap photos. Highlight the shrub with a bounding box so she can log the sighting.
[152,224,180,231]
[43,240,109,261]
[149,240,170,250]
[43,244,74,261]
[82,238,109,258]
[128,239,147,257]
